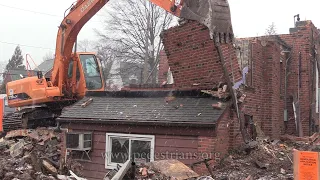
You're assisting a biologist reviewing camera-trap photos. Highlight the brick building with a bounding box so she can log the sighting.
[235,20,320,138]
[57,19,320,179]
[160,19,320,138]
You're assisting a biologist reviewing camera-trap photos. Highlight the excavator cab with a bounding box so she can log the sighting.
[3,52,104,131]
[6,52,104,109]
[66,53,105,98]
[78,53,104,91]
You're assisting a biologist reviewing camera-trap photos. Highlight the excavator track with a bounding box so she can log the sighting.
[2,107,61,132]
[3,112,24,132]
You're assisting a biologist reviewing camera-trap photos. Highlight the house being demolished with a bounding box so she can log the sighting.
[54,19,320,179]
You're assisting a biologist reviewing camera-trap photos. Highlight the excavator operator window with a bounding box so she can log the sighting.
[79,54,103,90]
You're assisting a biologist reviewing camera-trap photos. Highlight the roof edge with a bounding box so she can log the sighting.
[85,90,232,100]
[56,117,217,127]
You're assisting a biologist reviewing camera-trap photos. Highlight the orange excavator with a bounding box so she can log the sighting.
[2,0,233,132]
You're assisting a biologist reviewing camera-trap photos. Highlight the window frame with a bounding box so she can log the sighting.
[80,54,100,77]
[105,133,155,169]
[79,54,103,90]
[66,131,93,151]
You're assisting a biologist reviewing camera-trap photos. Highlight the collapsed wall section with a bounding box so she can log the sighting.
[162,20,241,89]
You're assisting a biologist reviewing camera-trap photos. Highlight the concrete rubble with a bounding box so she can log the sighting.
[0,128,85,180]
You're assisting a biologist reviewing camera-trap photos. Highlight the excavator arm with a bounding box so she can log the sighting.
[51,0,233,96]
[51,0,110,95]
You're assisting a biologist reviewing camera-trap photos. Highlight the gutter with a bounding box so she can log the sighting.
[56,117,217,128]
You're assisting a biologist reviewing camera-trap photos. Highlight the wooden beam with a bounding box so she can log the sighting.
[111,160,132,180]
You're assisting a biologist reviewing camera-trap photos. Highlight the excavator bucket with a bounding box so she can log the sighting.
[151,0,234,43]
[180,0,234,42]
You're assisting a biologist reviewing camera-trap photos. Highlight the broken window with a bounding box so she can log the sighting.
[66,132,93,161]
[105,133,154,169]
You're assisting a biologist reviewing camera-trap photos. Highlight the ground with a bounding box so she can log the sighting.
[1,129,320,180]
[0,128,84,180]
[211,138,320,180]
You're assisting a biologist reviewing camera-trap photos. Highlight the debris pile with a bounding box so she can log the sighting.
[107,159,203,180]
[134,160,200,180]
[0,128,84,180]
[211,133,320,180]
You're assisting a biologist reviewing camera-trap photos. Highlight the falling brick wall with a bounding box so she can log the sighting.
[162,20,241,89]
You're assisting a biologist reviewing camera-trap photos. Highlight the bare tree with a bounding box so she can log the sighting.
[265,22,277,35]
[95,0,177,84]
[77,39,94,52]
[42,51,55,61]
[94,43,117,81]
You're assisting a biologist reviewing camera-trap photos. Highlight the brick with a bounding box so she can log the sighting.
[162,20,241,89]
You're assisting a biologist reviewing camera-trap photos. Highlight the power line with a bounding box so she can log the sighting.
[0,3,105,19]
[0,41,55,50]
[0,3,60,17]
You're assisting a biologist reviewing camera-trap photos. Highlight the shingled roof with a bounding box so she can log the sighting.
[57,90,229,127]
[3,69,36,84]
[37,59,54,74]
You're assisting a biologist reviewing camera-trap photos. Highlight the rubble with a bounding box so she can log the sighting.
[108,159,200,180]
[2,126,320,180]
[0,128,84,180]
[211,137,320,180]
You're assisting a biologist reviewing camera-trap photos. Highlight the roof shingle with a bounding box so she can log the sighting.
[57,91,228,126]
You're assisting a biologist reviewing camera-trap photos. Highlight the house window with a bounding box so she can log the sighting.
[105,133,155,169]
[66,132,92,161]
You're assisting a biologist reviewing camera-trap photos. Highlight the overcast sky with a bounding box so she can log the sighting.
[0,0,319,71]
